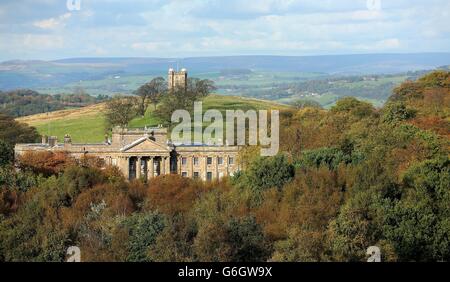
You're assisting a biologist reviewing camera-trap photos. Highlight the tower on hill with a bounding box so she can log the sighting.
[168,68,187,91]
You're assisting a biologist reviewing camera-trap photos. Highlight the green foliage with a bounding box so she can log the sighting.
[134,77,166,115]
[194,216,270,262]
[244,154,294,191]
[297,147,364,170]
[0,89,107,118]
[417,71,450,88]
[382,102,416,123]
[0,166,39,192]
[224,216,270,262]
[0,113,40,145]
[0,181,70,261]
[289,99,322,109]
[121,211,166,262]
[104,96,137,130]
[383,157,450,261]
[0,140,14,167]
[155,78,215,124]
[331,97,375,118]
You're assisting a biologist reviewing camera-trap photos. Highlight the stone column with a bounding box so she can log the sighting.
[178,156,182,175]
[136,157,142,180]
[165,156,171,175]
[190,155,194,178]
[149,157,154,179]
[124,157,130,180]
[225,155,229,177]
[204,156,208,180]
[162,157,166,175]
[215,155,219,180]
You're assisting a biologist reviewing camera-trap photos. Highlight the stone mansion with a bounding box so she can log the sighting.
[14,69,241,181]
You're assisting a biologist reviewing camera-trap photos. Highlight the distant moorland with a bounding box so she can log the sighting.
[1,53,450,108]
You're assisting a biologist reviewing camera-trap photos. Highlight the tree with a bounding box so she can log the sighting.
[382,102,416,124]
[289,99,322,109]
[244,154,295,192]
[17,151,75,177]
[194,216,270,262]
[0,113,40,145]
[331,97,375,119]
[135,77,166,115]
[383,157,450,261]
[120,211,166,262]
[0,140,14,167]
[104,96,137,130]
[155,78,216,124]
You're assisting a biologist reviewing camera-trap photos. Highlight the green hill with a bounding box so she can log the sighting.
[16,95,291,143]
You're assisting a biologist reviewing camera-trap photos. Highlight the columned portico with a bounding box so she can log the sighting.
[126,155,171,181]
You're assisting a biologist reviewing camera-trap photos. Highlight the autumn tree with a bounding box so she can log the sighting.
[155,78,216,124]
[104,96,137,130]
[134,77,166,115]
[0,113,40,145]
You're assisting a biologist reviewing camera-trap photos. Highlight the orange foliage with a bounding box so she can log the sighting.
[18,151,75,176]
[410,116,450,138]
[145,175,213,215]
[0,189,21,215]
[255,167,344,241]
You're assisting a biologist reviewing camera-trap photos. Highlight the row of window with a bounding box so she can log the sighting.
[181,156,234,166]
[181,171,216,180]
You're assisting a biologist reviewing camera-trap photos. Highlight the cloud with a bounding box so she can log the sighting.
[0,0,449,60]
[33,13,72,29]
[23,34,65,49]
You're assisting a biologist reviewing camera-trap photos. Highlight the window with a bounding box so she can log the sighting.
[193,172,200,179]
[181,171,188,177]
[218,157,223,165]
[193,157,199,165]
[112,158,117,166]
[207,157,212,165]
[181,157,187,165]
[228,157,234,165]
[206,172,213,181]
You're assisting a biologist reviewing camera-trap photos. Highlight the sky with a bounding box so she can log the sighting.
[0,0,449,61]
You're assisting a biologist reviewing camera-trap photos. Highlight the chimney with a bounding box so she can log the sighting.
[48,136,58,147]
[104,134,111,145]
[63,134,72,148]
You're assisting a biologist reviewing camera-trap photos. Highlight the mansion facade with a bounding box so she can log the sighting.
[15,127,240,181]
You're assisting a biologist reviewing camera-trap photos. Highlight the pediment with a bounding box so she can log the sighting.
[121,137,170,153]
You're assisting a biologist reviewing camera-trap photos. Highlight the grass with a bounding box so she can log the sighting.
[16,95,291,144]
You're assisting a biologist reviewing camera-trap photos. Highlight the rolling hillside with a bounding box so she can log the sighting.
[16,95,291,143]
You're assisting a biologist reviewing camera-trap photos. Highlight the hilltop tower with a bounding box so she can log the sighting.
[168,68,187,91]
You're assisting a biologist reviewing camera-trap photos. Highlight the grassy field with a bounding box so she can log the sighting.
[16,95,291,143]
